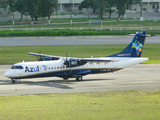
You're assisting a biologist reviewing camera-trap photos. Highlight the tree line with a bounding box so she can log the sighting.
[0,0,57,23]
[0,0,141,23]
[81,0,141,21]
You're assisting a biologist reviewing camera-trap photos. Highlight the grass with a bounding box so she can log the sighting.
[0,17,136,27]
[0,90,160,120]
[0,30,160,37]
[1,17,160,28]
[0,44,160,64]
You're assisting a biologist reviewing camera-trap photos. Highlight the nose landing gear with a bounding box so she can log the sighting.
[11,78,17,83]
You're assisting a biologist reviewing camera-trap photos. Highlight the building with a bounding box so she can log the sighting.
[128,0,160,13]
[58,0,160,13]
[57,0,83,14]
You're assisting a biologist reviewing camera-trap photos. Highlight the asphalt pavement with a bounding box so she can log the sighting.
[0,35,159,46]
[0,64,160,96]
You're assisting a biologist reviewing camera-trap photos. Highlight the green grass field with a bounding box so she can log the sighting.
[0,30,160,37]
[1,17,160,28]
[0,90,160,120]
[0,17,136,27]
[0,44,160,64]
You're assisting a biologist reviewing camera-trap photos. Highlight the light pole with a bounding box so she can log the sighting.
[48,0,52,24]
[31,2,34,25]
[70,0,72,25]
[12,12,14,25]
[88,1,90,18]
[140,0,143,21]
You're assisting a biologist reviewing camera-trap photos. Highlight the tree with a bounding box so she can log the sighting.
[97,0,107,20]
[5,0,16,23]
[14,0,57,24]
[40,0,57,24]
[0,0,8,10]
[106,0,115,18]
[0,0,16,16]
[115,0,141,21]
[14,0,28,20]
[25,0,39,23]
[81,0,98,15]
[81,0,107,20]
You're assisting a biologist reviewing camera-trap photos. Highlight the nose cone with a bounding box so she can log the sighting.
[4,70,11,78]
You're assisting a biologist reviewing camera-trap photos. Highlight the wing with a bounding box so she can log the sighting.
[28,52,112,65]
[28,52,60,60]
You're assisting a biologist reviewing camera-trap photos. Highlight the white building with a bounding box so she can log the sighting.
[57,0,83,13]
[57,0,160,13]
[128,0,160,13]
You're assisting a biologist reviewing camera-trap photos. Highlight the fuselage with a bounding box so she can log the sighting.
[4,57,148,79]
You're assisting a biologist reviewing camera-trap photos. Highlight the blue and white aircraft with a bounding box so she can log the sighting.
[4,31,153,83]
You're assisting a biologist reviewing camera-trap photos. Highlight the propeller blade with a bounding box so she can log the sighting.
[36,52,43,61]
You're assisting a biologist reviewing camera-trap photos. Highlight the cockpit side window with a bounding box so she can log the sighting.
[11,66,23,69]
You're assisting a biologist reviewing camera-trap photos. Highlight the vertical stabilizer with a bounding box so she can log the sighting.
[108,31,147,57]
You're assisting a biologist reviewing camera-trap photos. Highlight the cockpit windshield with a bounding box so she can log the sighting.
[11,66,23,69]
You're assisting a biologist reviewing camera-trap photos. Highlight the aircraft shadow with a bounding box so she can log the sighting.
[0,78,115,90]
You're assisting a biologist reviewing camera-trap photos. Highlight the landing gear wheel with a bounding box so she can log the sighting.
[11,79,17,83]
[76,76,82,81]
[63,78,69,80]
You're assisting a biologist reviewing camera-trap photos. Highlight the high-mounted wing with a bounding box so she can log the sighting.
[28,52,60,61]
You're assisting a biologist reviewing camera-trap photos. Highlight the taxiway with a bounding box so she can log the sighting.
[0,64,160,96]
[0,35,160,46]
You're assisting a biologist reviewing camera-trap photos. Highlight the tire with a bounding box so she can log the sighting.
[63,78,69,80]
[12,80,15,83]
[12,79,17,83]
[76,76,82,81]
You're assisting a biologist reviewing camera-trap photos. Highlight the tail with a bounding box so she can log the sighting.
[108,31,153,57]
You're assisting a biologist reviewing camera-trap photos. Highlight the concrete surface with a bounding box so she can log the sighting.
[0,64,160,96]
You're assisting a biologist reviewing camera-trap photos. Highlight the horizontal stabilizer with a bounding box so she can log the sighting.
[128,33,155,37]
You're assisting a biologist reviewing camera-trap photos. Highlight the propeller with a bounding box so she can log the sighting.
[36,52,44,61]
[63,54,79,69]
[63,54,71,68]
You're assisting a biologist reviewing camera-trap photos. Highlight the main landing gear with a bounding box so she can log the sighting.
[76,76,83,81]
[63,76,83,81]
[63,78,69,80]
[11,78,17,83]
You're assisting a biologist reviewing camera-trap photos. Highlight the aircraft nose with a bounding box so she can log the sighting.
[4,70,11,78]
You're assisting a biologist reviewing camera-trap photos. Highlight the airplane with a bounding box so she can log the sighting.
[4,31,154,83]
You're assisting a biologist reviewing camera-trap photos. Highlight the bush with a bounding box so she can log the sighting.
[0,30,159,37]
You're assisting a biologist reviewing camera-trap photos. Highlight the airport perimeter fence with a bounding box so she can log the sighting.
[1,27,160,31]
[0,19,138,26]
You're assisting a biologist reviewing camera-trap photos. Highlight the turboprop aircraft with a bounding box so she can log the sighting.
[4,31,154,83]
